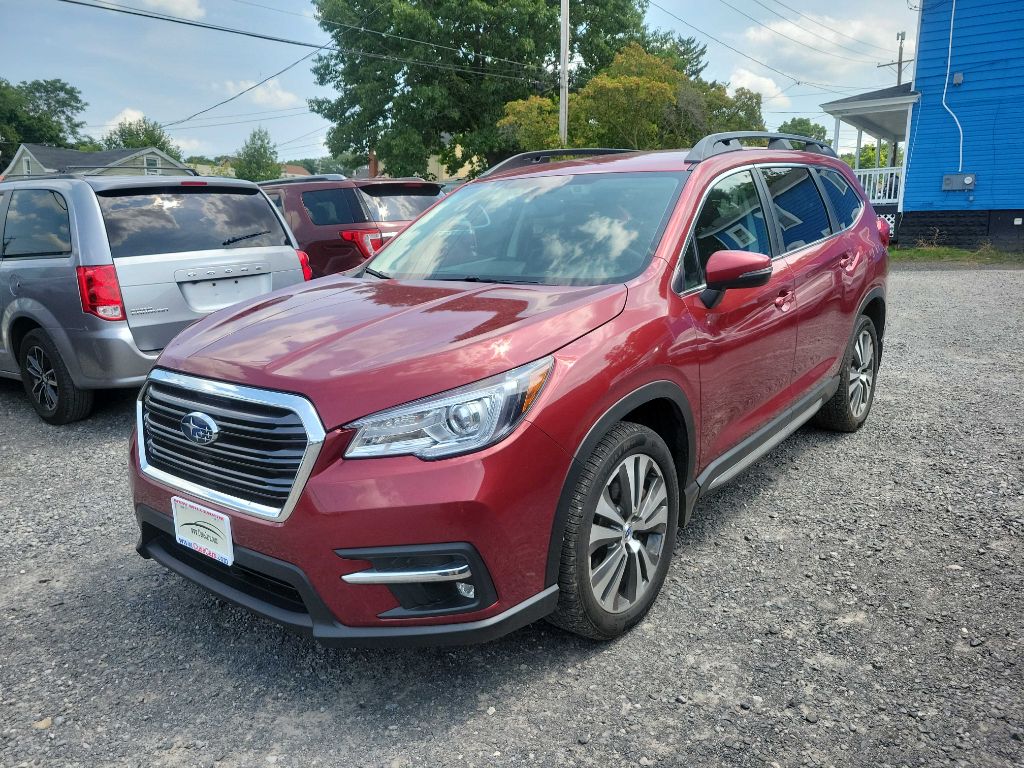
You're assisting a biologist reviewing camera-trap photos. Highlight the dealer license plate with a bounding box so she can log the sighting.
[172,496,235,566]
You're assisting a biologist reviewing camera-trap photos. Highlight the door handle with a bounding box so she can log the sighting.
[774,290,794,310]
[838,252,853,269]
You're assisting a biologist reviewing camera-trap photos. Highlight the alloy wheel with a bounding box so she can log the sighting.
[848,329,875,419]
[25,346,59,412]
[588,452,669,614]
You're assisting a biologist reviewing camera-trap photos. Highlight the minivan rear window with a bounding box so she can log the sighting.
[301,188,361,226]
[357,184,442,222]
[97,186,289,258]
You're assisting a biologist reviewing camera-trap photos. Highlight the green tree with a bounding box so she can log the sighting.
[102,117,182,160]
[776,117,828,143]
[644,31,708,80]
[233,127,280,182]
[841,142,904,169]
[0,78,87,167]
[310,0,648,177]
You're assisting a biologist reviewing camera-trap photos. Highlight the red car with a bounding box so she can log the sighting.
[259,175,444,277]
[131,132,889,646]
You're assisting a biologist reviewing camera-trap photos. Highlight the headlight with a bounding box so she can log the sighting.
[344,357,553,459]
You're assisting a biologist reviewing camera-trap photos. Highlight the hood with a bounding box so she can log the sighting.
[158,277,626,428]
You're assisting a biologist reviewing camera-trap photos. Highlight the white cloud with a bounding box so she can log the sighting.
[106,107,145,127]
[137,0,206,20]
[728,68,791,109]
[220,79,302,109]
[175,136,207,155]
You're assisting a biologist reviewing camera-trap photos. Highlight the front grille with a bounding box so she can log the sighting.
[142,380,309,510]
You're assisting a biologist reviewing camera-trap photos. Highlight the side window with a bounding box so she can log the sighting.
[145,156,160,176]
[760,166,833,252]
[680,238,702,291]
[265,191,285,214]
[301,188,362,226]
[818,168,864,230]
[692,170,772,273]
[2,189,72,258]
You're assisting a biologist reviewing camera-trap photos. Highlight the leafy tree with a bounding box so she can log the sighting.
[0,78,87,167]
[841,142,904,169]
[102,117,183,160]
[310,0,648,177]
[233,128,280,182]
[499,43,766,152]
[776,117,828,143]
[644,31,708,80]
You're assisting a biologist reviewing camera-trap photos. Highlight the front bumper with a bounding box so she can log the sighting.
[130,417,572,646]
[136,505,558,647]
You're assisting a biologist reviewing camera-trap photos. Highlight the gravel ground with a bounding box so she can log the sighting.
[1,268,1022,768]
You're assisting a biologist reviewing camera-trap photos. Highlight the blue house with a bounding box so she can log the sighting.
[823,0,1024,251]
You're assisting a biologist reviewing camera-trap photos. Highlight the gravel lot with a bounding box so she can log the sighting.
[1,268,1022,768]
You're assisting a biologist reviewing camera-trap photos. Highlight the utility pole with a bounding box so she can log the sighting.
[877,31,912,85]
[558,0,569,147]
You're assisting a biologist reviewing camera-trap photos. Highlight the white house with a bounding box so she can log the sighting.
[0,143,190,179]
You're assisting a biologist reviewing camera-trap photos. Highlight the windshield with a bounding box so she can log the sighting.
[367,171,687,285]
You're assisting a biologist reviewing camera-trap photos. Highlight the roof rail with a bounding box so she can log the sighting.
[685,132,837,163]
[60,164,201,176]
[258,173,347,186]
[478,148,632,179]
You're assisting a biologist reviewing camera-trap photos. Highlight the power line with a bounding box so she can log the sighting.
[224,0,549,74]
[84,106,308,130]
[745,0,891,59]
[164,111,315,131]
[647,1,878,94]
[712,0,878,64]
[52,0,551,86]
[759,0,894,54]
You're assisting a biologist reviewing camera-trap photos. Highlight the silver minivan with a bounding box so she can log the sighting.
[0,175,310,424]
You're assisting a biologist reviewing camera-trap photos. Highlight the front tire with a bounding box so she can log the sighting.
[813,315,879,432]
[547,422,679,640]
[18,329,94,425]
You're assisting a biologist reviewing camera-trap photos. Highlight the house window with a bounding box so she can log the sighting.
[145,156,160,175]
[24,157,32,176]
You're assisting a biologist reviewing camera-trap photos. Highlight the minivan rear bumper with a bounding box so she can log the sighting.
[65,324,158,388]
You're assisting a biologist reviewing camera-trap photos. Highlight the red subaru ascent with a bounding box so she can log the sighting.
[130,132,889,646]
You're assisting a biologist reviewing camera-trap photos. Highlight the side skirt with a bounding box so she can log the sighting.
[694,374,840,499]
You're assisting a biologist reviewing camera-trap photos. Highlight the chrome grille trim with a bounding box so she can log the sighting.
[137,368,326,521]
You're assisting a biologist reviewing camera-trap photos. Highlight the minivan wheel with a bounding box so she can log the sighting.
[547,422,679,640]
[813,314,879,433]
[18,329,94,425]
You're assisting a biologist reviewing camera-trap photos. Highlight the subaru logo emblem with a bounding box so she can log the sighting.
[180,412,219,445]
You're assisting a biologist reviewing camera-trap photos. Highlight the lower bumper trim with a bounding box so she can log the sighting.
[135,504,558,647]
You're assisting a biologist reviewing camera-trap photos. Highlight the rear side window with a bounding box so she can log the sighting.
[265,191,284,214]
[301,188,362,226]
[2,189,72,258]
[97,187,289,258]
[818,168,864,230]
[760,167,833,252]
[357,184,442,222]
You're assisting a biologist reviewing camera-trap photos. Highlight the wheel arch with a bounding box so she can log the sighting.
[543,381,698,587]
[858,287,886,359]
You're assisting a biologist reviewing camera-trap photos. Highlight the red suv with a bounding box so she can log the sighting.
[131,133,889,647]
[259,175,443,277]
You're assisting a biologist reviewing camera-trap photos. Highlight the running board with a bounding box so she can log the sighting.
[696,375,839,497]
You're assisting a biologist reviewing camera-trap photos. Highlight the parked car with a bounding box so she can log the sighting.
[0,175,311,424]
[130,132,889,647]
[259,175,444,277]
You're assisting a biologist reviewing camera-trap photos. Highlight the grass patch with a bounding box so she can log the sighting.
[892,244,1023,265]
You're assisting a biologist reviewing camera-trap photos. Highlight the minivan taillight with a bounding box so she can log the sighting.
[340,228,384,260]
[296,249,313,281]
[76,265,125,321]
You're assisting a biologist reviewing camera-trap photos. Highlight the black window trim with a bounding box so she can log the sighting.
[671,164,780,296]
[754,164,837,258]
[0,188,74,260]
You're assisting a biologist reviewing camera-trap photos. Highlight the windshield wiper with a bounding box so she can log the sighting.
[222,230,271,246]
[363,266,391,279]
[429,276,543,285]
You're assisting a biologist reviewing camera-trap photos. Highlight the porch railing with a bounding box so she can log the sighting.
[853,166,903,206]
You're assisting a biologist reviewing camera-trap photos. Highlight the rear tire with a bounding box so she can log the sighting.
[813,315,878,433]
[547,422,679,640]
[18,329,94,425]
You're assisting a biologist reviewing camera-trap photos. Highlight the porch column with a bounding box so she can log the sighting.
[833,116,841,151]
[855,130,863,170]
[875,136,881,169]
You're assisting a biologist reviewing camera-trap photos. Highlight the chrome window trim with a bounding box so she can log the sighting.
[137,368,327,522]
[671,162,868,295]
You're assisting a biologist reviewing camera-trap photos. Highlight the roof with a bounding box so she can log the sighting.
[821,82,919,109]
[21,143,140,170]
[280,164,311,176]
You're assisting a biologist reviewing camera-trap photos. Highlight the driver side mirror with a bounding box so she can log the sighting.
[701,250,773,308]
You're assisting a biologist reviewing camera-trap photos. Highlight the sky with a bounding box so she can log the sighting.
[1,0,919,160]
